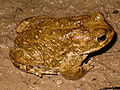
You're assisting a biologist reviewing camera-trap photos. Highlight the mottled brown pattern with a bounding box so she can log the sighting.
[9,13,114,80]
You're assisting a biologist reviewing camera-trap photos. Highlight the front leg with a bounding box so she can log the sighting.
[59,52,93,80]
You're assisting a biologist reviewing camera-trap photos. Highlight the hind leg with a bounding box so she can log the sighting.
[9,47,58,77]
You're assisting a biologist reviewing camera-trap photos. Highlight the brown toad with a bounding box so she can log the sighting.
[9,13,114,80]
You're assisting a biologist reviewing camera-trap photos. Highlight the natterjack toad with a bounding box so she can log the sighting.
[9,13,114,80]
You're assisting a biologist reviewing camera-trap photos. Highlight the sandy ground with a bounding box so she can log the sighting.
[0,0,120,90]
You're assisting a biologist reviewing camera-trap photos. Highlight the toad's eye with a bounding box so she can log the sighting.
[97,34,106,42]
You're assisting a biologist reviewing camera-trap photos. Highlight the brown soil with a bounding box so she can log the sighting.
[0,0,120,90]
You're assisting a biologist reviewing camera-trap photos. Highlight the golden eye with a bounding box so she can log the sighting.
[97,34,106,42]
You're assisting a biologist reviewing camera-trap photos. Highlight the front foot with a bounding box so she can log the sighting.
[60,61,93,80]
[82,60,94,73]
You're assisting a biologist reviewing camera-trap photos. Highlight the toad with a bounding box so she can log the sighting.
[9,13,114,80]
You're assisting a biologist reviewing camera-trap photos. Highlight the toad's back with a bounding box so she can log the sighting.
[12,15,90,68]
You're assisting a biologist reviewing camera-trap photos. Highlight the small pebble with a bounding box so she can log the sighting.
[56,79,64,86]
[76,88,81,90]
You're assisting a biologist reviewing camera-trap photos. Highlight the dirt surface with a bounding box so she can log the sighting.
[0,0,120,90]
